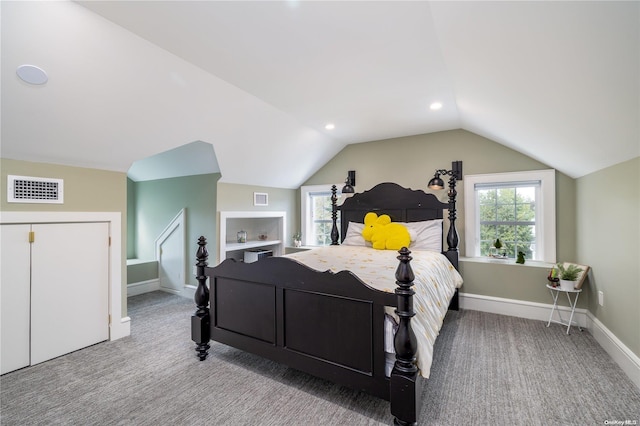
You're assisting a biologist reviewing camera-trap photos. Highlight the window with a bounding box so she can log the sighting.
[464,170,556,262]
[300,184,342,246]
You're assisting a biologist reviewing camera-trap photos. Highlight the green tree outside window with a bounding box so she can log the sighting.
[478,186,536,259]
[310,193,340,246]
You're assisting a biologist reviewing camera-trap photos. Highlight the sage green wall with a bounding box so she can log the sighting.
[133,173,219,286]
[304,129,575,258]
[577,157,639,357]
[303,129,580,305]
[127,178,136,259]
[217,182,298,262]
[458,260,586,308]
[127,261,158,284]
[1,158,128,315]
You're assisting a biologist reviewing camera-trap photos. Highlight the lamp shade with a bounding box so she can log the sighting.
[341,183,355,193]
[342,170,356,193]
[428,176,444,190]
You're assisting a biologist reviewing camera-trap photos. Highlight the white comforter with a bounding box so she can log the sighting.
[285,245,463,378]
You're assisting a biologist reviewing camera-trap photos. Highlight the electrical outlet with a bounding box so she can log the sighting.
[598,291,604,306]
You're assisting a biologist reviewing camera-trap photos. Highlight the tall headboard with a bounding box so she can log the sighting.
[330,182,459,269]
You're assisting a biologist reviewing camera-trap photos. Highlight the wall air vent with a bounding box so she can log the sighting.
[7,175,64,204]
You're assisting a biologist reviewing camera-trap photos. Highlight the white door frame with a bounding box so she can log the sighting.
[0,211,130,341]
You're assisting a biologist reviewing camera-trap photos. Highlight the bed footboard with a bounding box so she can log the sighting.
[190,236,398,397]
[191,237,427,425]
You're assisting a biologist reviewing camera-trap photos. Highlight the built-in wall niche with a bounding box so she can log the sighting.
[219,211,286,262]
[226,217,280,244]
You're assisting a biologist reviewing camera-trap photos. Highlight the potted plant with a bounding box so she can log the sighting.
[293,232,302,248]
[494,238,502,250]
[555,263,583,291]
[490,238,506,258]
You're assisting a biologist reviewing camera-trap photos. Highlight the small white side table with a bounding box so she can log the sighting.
[546,284,582,334]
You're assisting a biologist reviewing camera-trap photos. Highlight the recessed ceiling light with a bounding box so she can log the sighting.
[325,123,335,130]
[16,64,48,85]
[430,102,443,111]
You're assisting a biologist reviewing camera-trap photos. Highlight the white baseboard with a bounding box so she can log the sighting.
[459,292,588,327]
[127,279,160,297]
[182,284,196,300]
[110,316,131,341]
[159,284,196,300]
[586,312,640,390]
[459,292,639,390]
[127,279,196,301]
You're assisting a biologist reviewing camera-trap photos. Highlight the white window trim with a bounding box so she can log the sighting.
[464,169,556,262]
[300,184,342,247]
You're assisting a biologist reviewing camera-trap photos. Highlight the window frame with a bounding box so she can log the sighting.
[300,184,342,247]
[464,169,556,262]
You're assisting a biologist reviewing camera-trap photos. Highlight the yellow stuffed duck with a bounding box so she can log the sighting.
[362,212,411,250]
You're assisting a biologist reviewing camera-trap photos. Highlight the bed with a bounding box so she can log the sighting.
[191,182,462,425]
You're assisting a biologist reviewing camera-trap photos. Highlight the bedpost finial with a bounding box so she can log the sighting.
[398,246,411,257]
[393,245,418,374]
[395,247,414,285]
[196,236,209,265]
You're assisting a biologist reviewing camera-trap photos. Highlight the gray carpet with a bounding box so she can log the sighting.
[1,291,638,425]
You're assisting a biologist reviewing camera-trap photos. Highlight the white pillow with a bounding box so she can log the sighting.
[403,219,443,252]
[342,221,366,246]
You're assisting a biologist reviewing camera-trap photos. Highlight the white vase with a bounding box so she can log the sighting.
[559,279,575,291]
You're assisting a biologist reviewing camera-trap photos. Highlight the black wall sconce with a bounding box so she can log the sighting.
[427,161,462,189]
[330,170,356,245]
[341,170,356,194]
[428,161,463,253]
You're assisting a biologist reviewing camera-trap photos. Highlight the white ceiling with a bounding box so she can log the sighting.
[2,1,638,187]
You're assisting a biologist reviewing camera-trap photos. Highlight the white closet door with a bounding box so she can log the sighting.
[30,222,109,365]
[0,224,32,374]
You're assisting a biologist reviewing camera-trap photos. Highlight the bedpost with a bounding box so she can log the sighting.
[446,172,459,267]
[446,172,460,310]
[429,161,461,271]
[191,236,211,361]
[390,247,421,426]
[330,184,339,245]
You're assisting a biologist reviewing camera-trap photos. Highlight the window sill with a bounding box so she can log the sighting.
[460,256,554,269]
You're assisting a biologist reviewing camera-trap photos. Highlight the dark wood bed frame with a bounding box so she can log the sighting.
[191,182,460,425]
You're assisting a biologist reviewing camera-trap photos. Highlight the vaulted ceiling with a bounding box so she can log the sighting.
[2,1,638,187]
